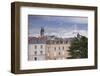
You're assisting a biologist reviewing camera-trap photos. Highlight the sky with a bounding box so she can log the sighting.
[28,15,88,38]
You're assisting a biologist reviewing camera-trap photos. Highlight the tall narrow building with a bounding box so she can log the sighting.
[40,27,44,37]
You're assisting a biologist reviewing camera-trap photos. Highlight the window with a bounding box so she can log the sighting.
[60,41,63,44]
[40,51,43,54]
[59,52,61,55]
[59,47,60,50]
[66,41,68,44]
[56,41,59,44]
[41,45,43,49]
[62,47,64,50]
[54,47,56,50]
[54,58,56,60]
[34,51,37,55]
[34,45,37,49]
[53,41,55,44]
[34,57,37,60]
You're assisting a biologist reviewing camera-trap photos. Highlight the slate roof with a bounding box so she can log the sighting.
[28,37,47,44]
[28,36,72,44]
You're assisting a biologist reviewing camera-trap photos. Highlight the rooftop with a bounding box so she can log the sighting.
[28,36,72,44]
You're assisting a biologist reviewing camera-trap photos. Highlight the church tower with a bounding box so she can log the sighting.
[40,27,44,37]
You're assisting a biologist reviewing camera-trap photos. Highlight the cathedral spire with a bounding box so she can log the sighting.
[40,27,44,37]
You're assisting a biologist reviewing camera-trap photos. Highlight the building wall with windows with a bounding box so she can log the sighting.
[28,27,71,61]
[46,44,70,60]
[28,44,46,61]
[46,40,70,60]
[28,36,72,61]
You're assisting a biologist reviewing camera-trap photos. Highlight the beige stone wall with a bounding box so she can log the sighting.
[45,44,70,60]
[28,43,71,61]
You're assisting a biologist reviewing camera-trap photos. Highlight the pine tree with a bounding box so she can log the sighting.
[68,34,88,59]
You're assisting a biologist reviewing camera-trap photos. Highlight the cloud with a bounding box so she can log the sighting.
[29,26,88,38]
[66,17,88,24]
[45,29,87,38]
[28,15,88,38]
[28,15,88,30]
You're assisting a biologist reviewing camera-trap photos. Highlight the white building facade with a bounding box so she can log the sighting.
[28,44,46,61]
[28,27,46,61]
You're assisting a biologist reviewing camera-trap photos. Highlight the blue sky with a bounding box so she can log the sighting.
[28,15,88,38]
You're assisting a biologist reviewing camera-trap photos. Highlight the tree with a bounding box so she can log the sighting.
[68,34,88,59]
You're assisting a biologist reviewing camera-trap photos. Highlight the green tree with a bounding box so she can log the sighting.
[68,34,88,59]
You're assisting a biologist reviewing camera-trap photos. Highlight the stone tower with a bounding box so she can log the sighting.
[40,27,44,37]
